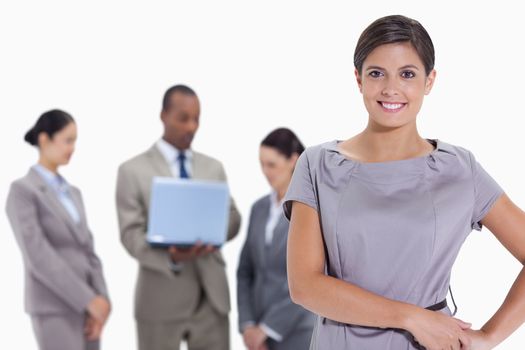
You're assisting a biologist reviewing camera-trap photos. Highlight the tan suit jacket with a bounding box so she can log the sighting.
[116,145,241,321]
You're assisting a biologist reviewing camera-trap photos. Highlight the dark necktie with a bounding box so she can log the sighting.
[178,152,189,179]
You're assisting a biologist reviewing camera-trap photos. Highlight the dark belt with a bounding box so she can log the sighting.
[425,298,447,311]
[427,285,458,315]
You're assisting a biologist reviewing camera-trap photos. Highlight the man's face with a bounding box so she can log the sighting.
[161,92,200,150]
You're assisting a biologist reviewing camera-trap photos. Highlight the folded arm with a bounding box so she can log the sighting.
[287,201,472,349]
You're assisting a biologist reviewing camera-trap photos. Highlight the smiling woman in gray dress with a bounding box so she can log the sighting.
[237,128,315,350]
[5,110,110,350]
[284,15,525,350]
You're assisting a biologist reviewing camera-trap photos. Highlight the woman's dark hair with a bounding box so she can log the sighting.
[24,109,75,147]
[354,15,435,76]
[261,128,305,158]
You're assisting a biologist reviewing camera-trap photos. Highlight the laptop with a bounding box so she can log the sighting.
[147,177,230,248]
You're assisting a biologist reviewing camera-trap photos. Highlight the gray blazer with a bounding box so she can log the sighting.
[116,145,241,321]
[5,168,109,315]
[237,194,314,338]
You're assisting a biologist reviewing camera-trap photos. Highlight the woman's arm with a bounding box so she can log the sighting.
[287,201,472,349]
[468,193,525,348]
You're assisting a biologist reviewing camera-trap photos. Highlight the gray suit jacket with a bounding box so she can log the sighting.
[237,194,314,338]
[5,168,109,315]
[116,145,241,321]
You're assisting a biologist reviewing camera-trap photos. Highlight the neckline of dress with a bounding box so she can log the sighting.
[329,138,441,166]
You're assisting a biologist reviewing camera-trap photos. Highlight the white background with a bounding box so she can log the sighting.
[1,1,524,349]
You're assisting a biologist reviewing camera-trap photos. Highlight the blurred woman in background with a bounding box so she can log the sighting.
[5,109,110,350]
[237,128,315,350]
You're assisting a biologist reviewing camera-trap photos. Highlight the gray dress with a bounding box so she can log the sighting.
[283,139,505,349]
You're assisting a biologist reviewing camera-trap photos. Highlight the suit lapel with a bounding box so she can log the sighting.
[257,196,271,265]
[192,152,205,180]
[69,188,86,226]
[68,189,91,245]
[147,145,173,178]
[28,168,88,245]
[271,215,288,253]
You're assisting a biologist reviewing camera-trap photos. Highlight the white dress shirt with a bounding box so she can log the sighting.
[265,191,285,245]
[156,138,193,178]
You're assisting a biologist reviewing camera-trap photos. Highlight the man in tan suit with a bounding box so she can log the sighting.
[116,84,241,350]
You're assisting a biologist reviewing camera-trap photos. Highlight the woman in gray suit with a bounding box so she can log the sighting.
[5,110,110,350]
[237,128,315,350]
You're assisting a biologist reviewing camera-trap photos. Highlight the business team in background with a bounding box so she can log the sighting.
[5,85,309,350]
[8,12,525,349]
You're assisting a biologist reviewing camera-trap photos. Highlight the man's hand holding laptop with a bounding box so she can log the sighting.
[168,241,217,262]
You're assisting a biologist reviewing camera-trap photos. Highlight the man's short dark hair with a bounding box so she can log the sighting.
[162,84,198,111]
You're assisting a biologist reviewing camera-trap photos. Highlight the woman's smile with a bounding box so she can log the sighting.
[378,101,407,113]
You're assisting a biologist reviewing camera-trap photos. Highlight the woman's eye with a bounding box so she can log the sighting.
[368,70,383,78]
[401,70,415,79]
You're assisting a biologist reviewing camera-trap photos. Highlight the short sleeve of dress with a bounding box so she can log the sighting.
[283,150,318,221]
[470,152,505,231]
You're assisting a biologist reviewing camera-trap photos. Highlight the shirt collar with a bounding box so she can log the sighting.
[270,190,285,209]
[33,164,67,191]
[156,138,193,164]
[325,138,456,157]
